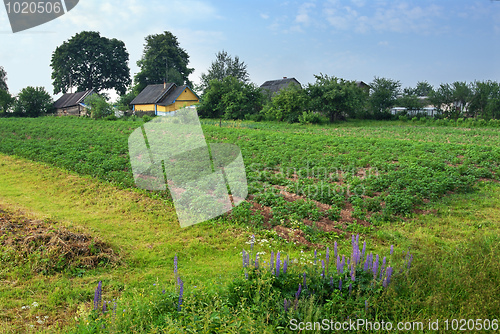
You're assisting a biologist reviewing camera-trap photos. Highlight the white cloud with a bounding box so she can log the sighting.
[260,13,270,20]
[295,2,315,25]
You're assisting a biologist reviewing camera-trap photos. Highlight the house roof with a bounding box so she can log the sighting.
[53,89,94,109]
[356,81,370,89]
[157,85,198,106]
[260,77,301,94]
[130,83,176,105]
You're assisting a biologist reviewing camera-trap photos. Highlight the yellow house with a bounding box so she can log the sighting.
[130,83,199,115]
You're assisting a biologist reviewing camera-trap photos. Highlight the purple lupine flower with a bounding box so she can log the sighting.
[385,267,393,286]
[255,254,259,269]
[283,258,288,274]
[340,255,345,274]
[103,301,107,314]
[372,254,379,278]
[379,256,386,279]
[361,241,366,263]
[314,249,317,265]
[407,253,413,270]
[162,289,165,294]
[390,245,394,255]
[113,299,117,319]
[177,278,184,311]
[326,247,330,264]
[339,278,342,291]
[242,249,247,268]
[303,272,307,288]
[348,283,352,295]
[245,271,249,280]
[174,254,178,276]
[295,283,302,299]
[336,255,341,274]
[251,234,255,251]
[93,281,102,311]
[321,260,325,278]
[334,241,338,259]
[350,262,355,282]
[330,276,334,288]
[363,253,370,271]
[276,252,281,277]
[284,298,289,312]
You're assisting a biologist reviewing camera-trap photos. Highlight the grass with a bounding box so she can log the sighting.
[0,117,500,332]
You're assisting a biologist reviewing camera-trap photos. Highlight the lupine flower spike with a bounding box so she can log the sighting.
[93,281,102,311]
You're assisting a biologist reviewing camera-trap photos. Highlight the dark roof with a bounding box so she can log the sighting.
[132,84,199,106]
[157,85,199,106]
[53,89,94,109]
[130,83,175,105]
[356,81,370,89]
[260,78,301,94]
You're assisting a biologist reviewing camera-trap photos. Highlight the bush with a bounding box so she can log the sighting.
[85,94,113,119]
[298,111,328,124]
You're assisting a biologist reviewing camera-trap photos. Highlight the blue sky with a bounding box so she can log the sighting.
[1,0,499,100]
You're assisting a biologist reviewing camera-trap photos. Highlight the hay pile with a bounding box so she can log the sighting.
[0,209,119,274]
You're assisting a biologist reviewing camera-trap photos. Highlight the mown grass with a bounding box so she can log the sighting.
[0,118,500,332]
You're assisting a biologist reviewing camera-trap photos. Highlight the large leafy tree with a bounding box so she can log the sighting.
[199,50,249,94]
[13,86,53,117]
[0,66,7,91]
[308,74,367,122]
[368,77,401,117]
[197,76,264,120]
[134,31,193,92]
[261,83,307,123]
[51,31,131,95]
[428,83,453,117]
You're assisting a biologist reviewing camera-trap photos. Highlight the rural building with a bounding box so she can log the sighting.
[53,89,94,116]
[260,77,302,95]
[356,81,370,91]
[130,83,199,115]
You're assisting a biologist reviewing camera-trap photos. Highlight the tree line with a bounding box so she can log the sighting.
[1,30,499,122]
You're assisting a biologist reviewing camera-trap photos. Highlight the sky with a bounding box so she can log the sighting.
[1,0,500,101]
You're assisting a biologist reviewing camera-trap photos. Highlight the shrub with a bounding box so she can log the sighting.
[298,111,328,124]
[85,94,113,119]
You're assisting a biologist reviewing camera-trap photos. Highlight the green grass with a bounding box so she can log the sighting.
[1,117,500,332]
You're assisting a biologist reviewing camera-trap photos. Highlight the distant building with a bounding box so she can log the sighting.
[53,89,94,116]
[356,81,370,91]
[130,83,199,116]
[260,77,302,95]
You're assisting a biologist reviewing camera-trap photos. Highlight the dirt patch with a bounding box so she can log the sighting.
[0,209,120,274]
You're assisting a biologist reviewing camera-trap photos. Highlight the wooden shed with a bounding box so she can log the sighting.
[53,89,94,116]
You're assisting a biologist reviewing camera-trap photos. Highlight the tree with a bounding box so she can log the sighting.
[0,66,7,92]
[397,92,423,114]
[0,89,14,114]
[428,83,453,117]
[134,31,194,92]
[261,83,307,123]
[451,81,472,118]
[308,74,367,122]
[199,50,249,94]
[197,76,264,120]
[368,77,401,118]
[413,81,433,97]
[51,31,131,95]
[13,86,53,117]
[84,94,113,119]
[469,81,500,119]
